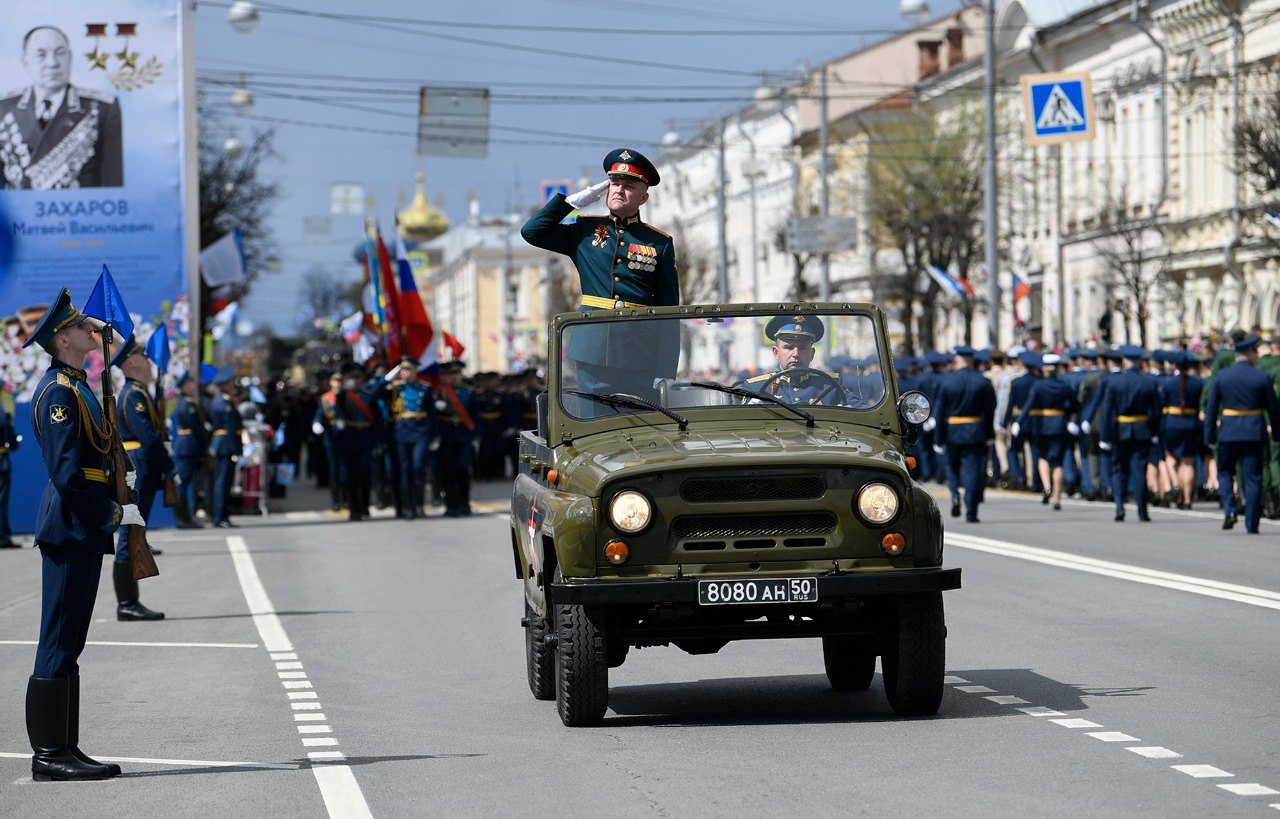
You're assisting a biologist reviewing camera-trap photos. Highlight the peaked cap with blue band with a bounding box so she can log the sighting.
[22,288,90,351]
[765,314,825,344]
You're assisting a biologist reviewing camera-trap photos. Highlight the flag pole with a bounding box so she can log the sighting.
[100,325,159,580]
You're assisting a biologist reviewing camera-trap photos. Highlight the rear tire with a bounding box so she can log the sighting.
[822,636,876,691]
[882,592,946,716]
[525,600,554,701]
[554,582,609,726]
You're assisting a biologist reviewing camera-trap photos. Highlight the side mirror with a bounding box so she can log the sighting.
[897,390,932,426]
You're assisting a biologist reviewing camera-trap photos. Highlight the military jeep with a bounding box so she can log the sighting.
[512,303,960,726]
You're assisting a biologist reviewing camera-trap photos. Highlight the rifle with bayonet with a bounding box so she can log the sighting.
[101,328,159,580]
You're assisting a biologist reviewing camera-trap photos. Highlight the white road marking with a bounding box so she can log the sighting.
[1172,765,1233,778]
[279,672,308,679]
[226,535,371,819]
[0,640,258,649]
[293,702,322,710]
[1050,718,1102,729]
[272,652,298,660]
[955,685,996,693]
[0,751,270,767]
[289,691,318,700]
[943,676,970,684]
[276,662,304,670]
[947,532,1280,611]
[1220,784,1280,796]
[295,714,327,721]
[1017,707,1067,717]
[1087,732,1139,742]
[984,695,1029,705]
[309,752,347,762]
[1128,747,1182,759]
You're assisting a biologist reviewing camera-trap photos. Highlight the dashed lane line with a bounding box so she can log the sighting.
[946,532,1280,611]
[227,535,373,819]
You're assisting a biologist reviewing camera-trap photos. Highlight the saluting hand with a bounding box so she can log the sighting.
[566,179,609,209]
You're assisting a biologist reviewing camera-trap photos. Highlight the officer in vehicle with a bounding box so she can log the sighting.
[1204,334,1280,533]
[207,368,244,529]
[1098,345,1160,522]
[521,148,680,409]
[742,316,847,405]
[170,370,209,527]
[1012,353,1079,511]
[932,345,997,522]
[110,335,170,621]
[22,289,143,781]
[434,361,476,517]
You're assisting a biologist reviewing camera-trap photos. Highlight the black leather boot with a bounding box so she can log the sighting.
[26,677,112,781]
[114,562,164,621]
[68,676,120,777]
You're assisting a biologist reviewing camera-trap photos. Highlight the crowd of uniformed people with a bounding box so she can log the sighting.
[896,330,1280,533]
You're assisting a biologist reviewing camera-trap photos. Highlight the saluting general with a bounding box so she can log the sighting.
[22,289,144,781]
[521,148,680,409]
[1204,334,1280,533]
[0,26,123,190]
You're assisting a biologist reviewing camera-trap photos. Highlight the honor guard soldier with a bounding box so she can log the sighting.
[315,364,377,521]
[474,372,507,481]
[933,345,997,523]
[1204,335,1280,533]
[22,289,144,781]
[1012,353,1079,510]
[208,368,244,528]
[521,148,680,409]
[0,391,20,547]
[1098,346,1161,522]
[170,370,209,525]
[385,356,436,519]
[110,336,170,620]
[1159,351,1206,510]
[434,361,477,517]
[743,316,845,405]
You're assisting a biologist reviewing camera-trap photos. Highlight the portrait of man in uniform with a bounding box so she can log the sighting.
[0,25,124,190]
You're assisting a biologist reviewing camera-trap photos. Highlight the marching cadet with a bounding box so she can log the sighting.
[1080,347,1124,501]
[933,345,997,523]
[1203,335,1280,533]
[207,368,244,529]
[1159,351,1205,510]
[22,289,143,781]
[521,148,680,407]
[384,356,435,519]
[474,372,507,481]
[111,336,171,621]
[1098,346,1161,522]
[434,361,476,517]
[1012,353,1079,511]
[170,370,209,526]
[0,390,20,547]
[1003,351,1045,492]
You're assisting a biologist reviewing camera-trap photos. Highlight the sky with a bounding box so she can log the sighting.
[192,0,965,334]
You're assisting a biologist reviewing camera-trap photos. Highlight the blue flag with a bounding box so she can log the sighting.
[83,264,136,341]
[146,324,171,372]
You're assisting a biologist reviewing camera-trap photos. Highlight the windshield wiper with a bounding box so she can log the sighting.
[564,389,689,431]
[691,381,815,428]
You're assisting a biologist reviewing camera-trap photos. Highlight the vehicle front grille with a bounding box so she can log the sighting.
[680,475,826,503]
[673,511,837,540]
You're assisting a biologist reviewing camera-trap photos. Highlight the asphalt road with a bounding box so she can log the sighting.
[1,480,1278,817]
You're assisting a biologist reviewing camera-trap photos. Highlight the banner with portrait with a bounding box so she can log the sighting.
[0,0,194,533]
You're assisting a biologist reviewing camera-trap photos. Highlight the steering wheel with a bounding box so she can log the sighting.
[743,368,846,406]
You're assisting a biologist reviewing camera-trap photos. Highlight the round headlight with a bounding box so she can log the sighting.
[857,482,900,525]
[609,490,652,534]
[898,390,932,426]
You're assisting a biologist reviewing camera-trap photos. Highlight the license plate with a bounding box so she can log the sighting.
[697,577,818,606]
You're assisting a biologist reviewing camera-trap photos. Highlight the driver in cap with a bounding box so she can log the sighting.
[742,315,842,405]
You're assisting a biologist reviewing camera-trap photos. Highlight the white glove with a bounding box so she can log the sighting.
[15,434,22,443]
[172,473,182,486]
[1151,435,1160,444]
[120,504,146,527]
[312,420,324,436]
[922,417,936,432]
[1099,440,1112,452]
[334,420,345,431]
[428,439,441,452]
[565,179,609,209]
[1067,421,1080,436]
[384,364,403,382]
[125,471,137,490]
[933,445,945,455]
[1082,420,1092,435]
[434,400,447,411]
[1010,422,1021,439]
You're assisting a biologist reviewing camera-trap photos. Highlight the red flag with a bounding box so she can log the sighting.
[395,235,434,363]
[377,231,403,361]
[443,332,465,360]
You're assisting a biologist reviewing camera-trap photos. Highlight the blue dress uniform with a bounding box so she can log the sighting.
[474,376,507,481]
[934,347,997,522]
[1080,349,1124,499]
[1158,356,1204,459]
[387,366,436,519]
[1098,348,1161,521]
[316,373,378,521]
[520,148,680,409]
[1204,336,1280,533]
[434,363,477,517]
[0,398,19,547]
[1003,354,1044,491]
[1014,363,1079,508]
[743,316,847,406]
[207,371,244,527]
[23,289,126,781]
[170,374,210,523]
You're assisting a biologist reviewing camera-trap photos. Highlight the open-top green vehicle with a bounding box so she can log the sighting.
[511,303,960,726]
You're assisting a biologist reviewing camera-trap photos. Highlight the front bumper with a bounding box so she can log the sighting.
[551,567,960,605]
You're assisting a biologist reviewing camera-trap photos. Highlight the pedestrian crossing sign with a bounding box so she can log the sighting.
[1020,71,1096,146]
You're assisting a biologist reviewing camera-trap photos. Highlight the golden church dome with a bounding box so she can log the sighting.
[397,172,449,241]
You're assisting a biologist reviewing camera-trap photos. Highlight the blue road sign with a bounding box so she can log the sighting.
[1026,74,1090,141]
[541,179,571,202]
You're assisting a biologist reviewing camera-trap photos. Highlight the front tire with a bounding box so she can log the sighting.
[882,592,946,716]
[525,600,554,701]
[554,588,609,726]
[822,636,876,691]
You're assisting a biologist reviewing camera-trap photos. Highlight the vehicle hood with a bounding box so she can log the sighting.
[557,423,906,496]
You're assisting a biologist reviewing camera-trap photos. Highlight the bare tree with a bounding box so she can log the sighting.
[1237,80,1280,249]
[866,109,985,352]
[769,222,817,301]
[1089,182,1169,348]
[301,265,359,327]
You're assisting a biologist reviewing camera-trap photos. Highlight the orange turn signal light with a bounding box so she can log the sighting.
[906,456,917,471]
[546,469,559,485]
[881,532,906,556]
[605,540,630,565]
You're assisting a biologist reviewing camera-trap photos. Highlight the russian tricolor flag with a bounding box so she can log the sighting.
[927,265,975,298]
